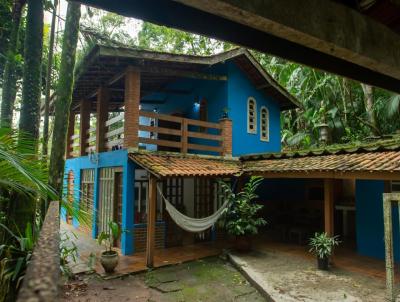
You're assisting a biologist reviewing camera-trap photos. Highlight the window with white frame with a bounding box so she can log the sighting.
[247,97,257,134]
[260,106,269,141]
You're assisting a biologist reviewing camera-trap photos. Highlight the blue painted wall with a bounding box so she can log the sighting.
[140,60,282,156]
[227,62,281,156]
[64,149,135,255]
[355,180,400,261]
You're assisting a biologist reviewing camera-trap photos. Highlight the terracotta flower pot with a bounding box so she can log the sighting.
[317,256,329,270]
[235,235,251,253]
[100,250,119,273]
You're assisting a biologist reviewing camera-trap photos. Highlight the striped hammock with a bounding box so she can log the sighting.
[157,184,229,233]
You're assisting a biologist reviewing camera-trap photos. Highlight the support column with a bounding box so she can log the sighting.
[96,86,110,153]
[80,99,90,156]
[324,179,334,236]
[146,175,157,268]
[121,158,135,255]
[219,118,232,157]
[124,66,140,149]
[66,112,75,159]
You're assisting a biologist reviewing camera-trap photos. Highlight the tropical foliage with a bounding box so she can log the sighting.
[97,221,120,252]
[219,176,266,236]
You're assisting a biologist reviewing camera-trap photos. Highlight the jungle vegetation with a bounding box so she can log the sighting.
[0,1,399,300]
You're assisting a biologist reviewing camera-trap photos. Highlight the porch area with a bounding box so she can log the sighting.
[62,220,230,277]
[229,238,398,301]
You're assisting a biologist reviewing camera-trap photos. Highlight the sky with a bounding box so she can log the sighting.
[44,0,142,42]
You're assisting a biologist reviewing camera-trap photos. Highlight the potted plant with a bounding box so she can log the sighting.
[219,176,267,252]
[97,221,121,273]
[222,107,230,119]
[309,232,340,270]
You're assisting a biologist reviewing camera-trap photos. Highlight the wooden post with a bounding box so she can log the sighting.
[219,118,232,157]
[79,99,90,156]
[181,118,188,153]
[96,87,110,153]
[124,66,140,149]
[146,175,157,268]
[383,194,395,302]
[324,179,334,236]
[66,112,75,159]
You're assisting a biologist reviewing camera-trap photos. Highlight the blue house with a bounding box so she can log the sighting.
[63,45,298,264]
[64,44,400,267]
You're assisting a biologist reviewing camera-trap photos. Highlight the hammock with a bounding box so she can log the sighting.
[157,184,230,233]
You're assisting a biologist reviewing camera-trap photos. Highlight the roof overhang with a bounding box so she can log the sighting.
[129,152,241,178]
[72,45,299,111]
[71,0,400,93]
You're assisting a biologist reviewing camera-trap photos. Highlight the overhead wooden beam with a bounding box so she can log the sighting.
[146,175,157,268]
[140,66,227,81]
[71,0,400,93]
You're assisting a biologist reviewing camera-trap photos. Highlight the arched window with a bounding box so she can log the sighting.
[260,106,269,141]
[247,97,257,134]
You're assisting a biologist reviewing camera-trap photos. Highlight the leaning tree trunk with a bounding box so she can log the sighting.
[0,0,26,128]
[361,83,380,136]
[18,0,43,141]
[49,2,81,199]
[42,0,58,156]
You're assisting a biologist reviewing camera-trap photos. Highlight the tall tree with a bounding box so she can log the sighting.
[49,2,81,195]
[361,83,380,136]
[0,0,26,128]
[18,0,43,140]
[42,0,58,155]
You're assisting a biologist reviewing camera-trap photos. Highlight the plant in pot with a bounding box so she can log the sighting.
[97,221,121,273]
[309,232,340,270]
[219,176,266,252]
[222,107,230,119]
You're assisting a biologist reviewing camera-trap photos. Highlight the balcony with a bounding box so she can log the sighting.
[67,110,232,158]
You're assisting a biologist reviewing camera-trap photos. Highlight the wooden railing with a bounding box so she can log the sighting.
[105,113,124,151]
[69,134,80,157]
[85,126,96,153]
[138,110,224,154]
[67,110,231,157]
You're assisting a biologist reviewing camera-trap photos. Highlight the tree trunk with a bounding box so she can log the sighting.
[18,0,43,141]
[48,2,81,196]
[361,83,379,136]
[42,0,58,156]
[0,0,26,128]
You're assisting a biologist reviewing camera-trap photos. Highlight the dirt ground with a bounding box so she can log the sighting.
[230,249,393,302]
[60,257,266,302]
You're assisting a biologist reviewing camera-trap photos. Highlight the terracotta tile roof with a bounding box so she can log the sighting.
[242,137,400,177]
[129,152,241,178]
[243,151,400,175]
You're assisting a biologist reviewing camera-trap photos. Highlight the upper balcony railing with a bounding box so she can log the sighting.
[67,110,232,158]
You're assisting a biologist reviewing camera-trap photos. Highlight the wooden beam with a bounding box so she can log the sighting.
[140,66,227,81]
[146,175,157,268]
[70,0,400,93]
[324,179,334,237]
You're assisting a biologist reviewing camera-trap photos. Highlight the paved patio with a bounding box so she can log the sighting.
[229,240,398,302]
[61,220,230,277]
